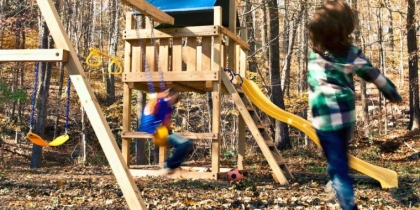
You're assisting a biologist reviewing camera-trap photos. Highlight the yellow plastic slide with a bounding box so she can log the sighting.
[239,77,398,188]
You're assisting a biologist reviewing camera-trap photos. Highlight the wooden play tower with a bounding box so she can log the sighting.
[120,0,293,185]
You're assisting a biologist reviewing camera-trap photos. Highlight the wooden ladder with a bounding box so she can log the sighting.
[221,72,293,184]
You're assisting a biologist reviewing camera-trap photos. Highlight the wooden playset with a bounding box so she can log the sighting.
[0,0,292,209]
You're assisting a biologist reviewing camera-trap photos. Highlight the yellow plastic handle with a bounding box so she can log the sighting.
[86,48,103,68]
[108,58,123,75]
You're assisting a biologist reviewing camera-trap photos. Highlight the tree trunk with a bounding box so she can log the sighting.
[267,0,291,150]
[281,3,304,97]
[407,0,420,130]
[106,0,119,105]
[54,63,65,139]
[377,6,387,134]
[30,16,53,168]
[246,0,257,73]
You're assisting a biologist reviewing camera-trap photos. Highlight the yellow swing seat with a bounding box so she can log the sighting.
[153,126,169,147]
[26,132,70,147]
[48,134,70,146]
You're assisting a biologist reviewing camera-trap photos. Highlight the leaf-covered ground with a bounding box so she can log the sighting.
[0,132,419,210]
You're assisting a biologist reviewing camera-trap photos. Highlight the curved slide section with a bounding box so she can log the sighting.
[240,77,398,188]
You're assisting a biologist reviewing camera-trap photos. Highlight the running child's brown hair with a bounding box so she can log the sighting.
[307,0,355,56]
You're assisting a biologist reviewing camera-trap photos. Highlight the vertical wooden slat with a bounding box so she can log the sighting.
[172,38,182,71]
[201,37,212,71]
[132,41,143,72]
[159,39,169,72]
[197,43,202,71]
[145,40,156,72]
[122,13,134,166]
[184,37,197,71]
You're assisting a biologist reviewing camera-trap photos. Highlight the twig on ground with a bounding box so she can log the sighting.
[404,141,419,153]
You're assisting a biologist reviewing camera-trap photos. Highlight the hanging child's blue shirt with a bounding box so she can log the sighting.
[138,97,172,134]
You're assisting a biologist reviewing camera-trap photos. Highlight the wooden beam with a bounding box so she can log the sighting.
[0,49,69,62]
[220,26,249,50]
[124,26,220,40]
[36,0,146,209]
[120,0,174,25]
[131,169,217,180]
[121,132,219,139]
[123,71,219,82]
[126,82,208,94]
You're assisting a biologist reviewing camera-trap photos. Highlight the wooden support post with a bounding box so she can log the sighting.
[36,0,146,209]
[237,27,248,170]
[122,13,135,166]
[210,7,223,175]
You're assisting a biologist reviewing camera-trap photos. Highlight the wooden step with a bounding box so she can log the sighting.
[246,106,255,112]
[265,140,275,147]
[256,124,265,129]
[270,149,286,165]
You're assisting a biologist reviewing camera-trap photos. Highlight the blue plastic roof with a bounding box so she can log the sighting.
[147,0,217,12]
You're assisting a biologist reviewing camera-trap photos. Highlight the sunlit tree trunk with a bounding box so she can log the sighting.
[246,0,257,73]
[281,2,304,97]
[406,0,420,130]
[106,0,119,105]
[267,0,291,149]
[377,5,387,134]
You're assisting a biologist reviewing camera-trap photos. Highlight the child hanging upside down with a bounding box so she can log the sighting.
[307,1,401,210]
[138,87,192,174]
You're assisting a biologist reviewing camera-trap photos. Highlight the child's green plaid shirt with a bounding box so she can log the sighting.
[308,45,401,131]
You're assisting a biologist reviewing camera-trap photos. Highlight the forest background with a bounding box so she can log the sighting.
[0,0,419,209]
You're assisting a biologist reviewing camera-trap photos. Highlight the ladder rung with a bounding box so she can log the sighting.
[236,88,244,94]
[265,140,275,147]
[246,106,255,112]
[256,124,265,129]
[271,150,287,165]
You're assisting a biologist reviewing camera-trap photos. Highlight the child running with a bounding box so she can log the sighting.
[307,1,402,209]
[138,87,192,174]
